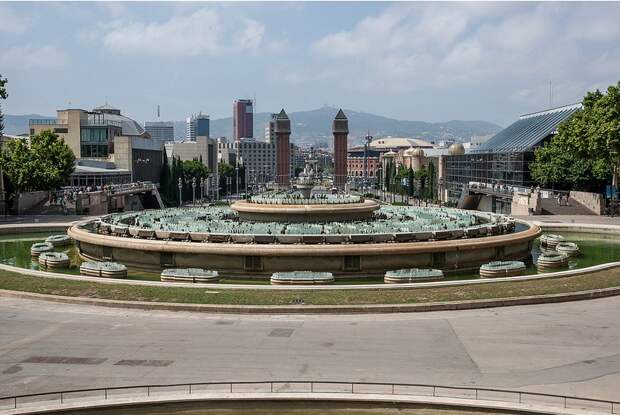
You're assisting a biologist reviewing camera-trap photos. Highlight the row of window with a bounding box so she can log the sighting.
[81,127,108,143]
[81,144,109,158]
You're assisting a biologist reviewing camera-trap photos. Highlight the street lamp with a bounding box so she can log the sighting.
[192,177,196,206]
[236,156,243,199]
[177,178,182,207]
[199,178,204,202]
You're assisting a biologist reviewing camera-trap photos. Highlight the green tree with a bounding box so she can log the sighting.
[0,74,7,136]
[180,159,210,201]
[182,159,209,180]
[426,162,436,200]
[530,82,620,191]
[159,153,171,204]
[407,167,414,196]
[218,162,235,195]
[0,130,75,192]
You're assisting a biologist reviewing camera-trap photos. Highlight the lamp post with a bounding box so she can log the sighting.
[199,178,204,203]
[206,176,211,201]
[236,156,242,199]
[192,177,196,206]
[363,134,372,194]
[177,178,182,207]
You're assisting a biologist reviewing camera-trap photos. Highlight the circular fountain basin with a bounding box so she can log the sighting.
[69,202,539,278]
[384,268,444,283]
[45,234,72,247]
[536,252,569,270]
[80,261,127,278]
[540,234,565,249]
[271,271,335,285]
[556,242,580,257]
[38,252,70,269]
[479,260,526,278]
[30,242,54,257]
[161,268,219,283]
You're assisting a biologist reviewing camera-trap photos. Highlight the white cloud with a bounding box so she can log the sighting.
[0,45,69,69]
[309,3,620,93]
[0,4,30,34]
[235,18,265,50]
[94,8,266,57]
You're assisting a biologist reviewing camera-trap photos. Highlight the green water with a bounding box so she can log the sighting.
[1,232,620,284]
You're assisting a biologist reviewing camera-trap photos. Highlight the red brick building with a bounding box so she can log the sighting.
[274,109,291,188]
[332,109,349,190]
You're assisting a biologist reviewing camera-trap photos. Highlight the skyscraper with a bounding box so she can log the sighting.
[265,113,276,144]
[233,99,253,140]
[333,109,349,190]
[186,113,210,141]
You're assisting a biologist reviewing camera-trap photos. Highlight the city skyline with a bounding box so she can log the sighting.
[1,2,620,126]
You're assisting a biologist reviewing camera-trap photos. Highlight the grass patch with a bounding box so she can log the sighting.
[1,268,620,306]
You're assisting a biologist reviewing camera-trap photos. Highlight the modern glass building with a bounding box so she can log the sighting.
[186,113,210,141]
[444,103,582,201]
[145,121,174,141]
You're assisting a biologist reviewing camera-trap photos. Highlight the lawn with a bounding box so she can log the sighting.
[1,268,620,306]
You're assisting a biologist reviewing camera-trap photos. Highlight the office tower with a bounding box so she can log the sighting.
[333,109,349,190]
[145,121,174,141]
[265,113,276,144]
[233,99,253,140]
[186,113,210,141]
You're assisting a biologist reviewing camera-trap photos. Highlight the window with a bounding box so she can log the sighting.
[343,255,361,271]
[244,256,263,271]
[54,128,68,134]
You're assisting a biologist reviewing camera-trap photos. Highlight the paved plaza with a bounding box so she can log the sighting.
[1,296,620,401]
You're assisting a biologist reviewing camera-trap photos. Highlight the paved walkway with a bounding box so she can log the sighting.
[0,215,92,225]
[1,296,620,401]
[514,214,620,225]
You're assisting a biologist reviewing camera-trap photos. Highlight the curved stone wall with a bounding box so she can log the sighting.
[69,220,540,277]
[231,199,381,222]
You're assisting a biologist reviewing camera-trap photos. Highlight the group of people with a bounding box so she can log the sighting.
[556,193,570,206]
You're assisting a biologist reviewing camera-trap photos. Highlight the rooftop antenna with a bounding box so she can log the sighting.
[157,104,160,118]
[548,81,554,108]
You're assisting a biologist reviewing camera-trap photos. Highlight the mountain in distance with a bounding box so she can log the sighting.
[206,106,502,147]
[4,108,502,148]
[2,114,54,136]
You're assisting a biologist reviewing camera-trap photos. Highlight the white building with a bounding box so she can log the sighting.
[218,139,295,187]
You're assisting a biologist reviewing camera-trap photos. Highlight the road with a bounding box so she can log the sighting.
[1,296,620,401]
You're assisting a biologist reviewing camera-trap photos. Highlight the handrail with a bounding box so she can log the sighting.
[1,381,617,413]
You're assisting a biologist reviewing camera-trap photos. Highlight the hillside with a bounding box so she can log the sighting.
[207,107,501,147]
[4,108,501,147]
[2,114,54,135]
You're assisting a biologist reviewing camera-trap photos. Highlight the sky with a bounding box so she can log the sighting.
[1,1,619,126]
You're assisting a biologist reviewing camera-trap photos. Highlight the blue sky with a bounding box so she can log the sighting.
[1,1,619,126]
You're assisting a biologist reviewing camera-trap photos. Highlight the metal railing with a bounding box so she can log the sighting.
[0,381,617,413]
[28,119,64,126]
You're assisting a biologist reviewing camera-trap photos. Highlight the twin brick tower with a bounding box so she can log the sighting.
[275,109,349,191]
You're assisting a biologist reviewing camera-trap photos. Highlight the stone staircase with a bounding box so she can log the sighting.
[540,197,594,215]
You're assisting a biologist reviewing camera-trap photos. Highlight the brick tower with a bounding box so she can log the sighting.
[275,109,291,189]
[332,109,349,190]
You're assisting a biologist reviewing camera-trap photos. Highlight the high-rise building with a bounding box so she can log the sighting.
[274,109,291,188]
[265,113,276,144]
[186,113,210,141]
[233,99,253,140]
[332,109,349,190]
[145,121,174,142]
